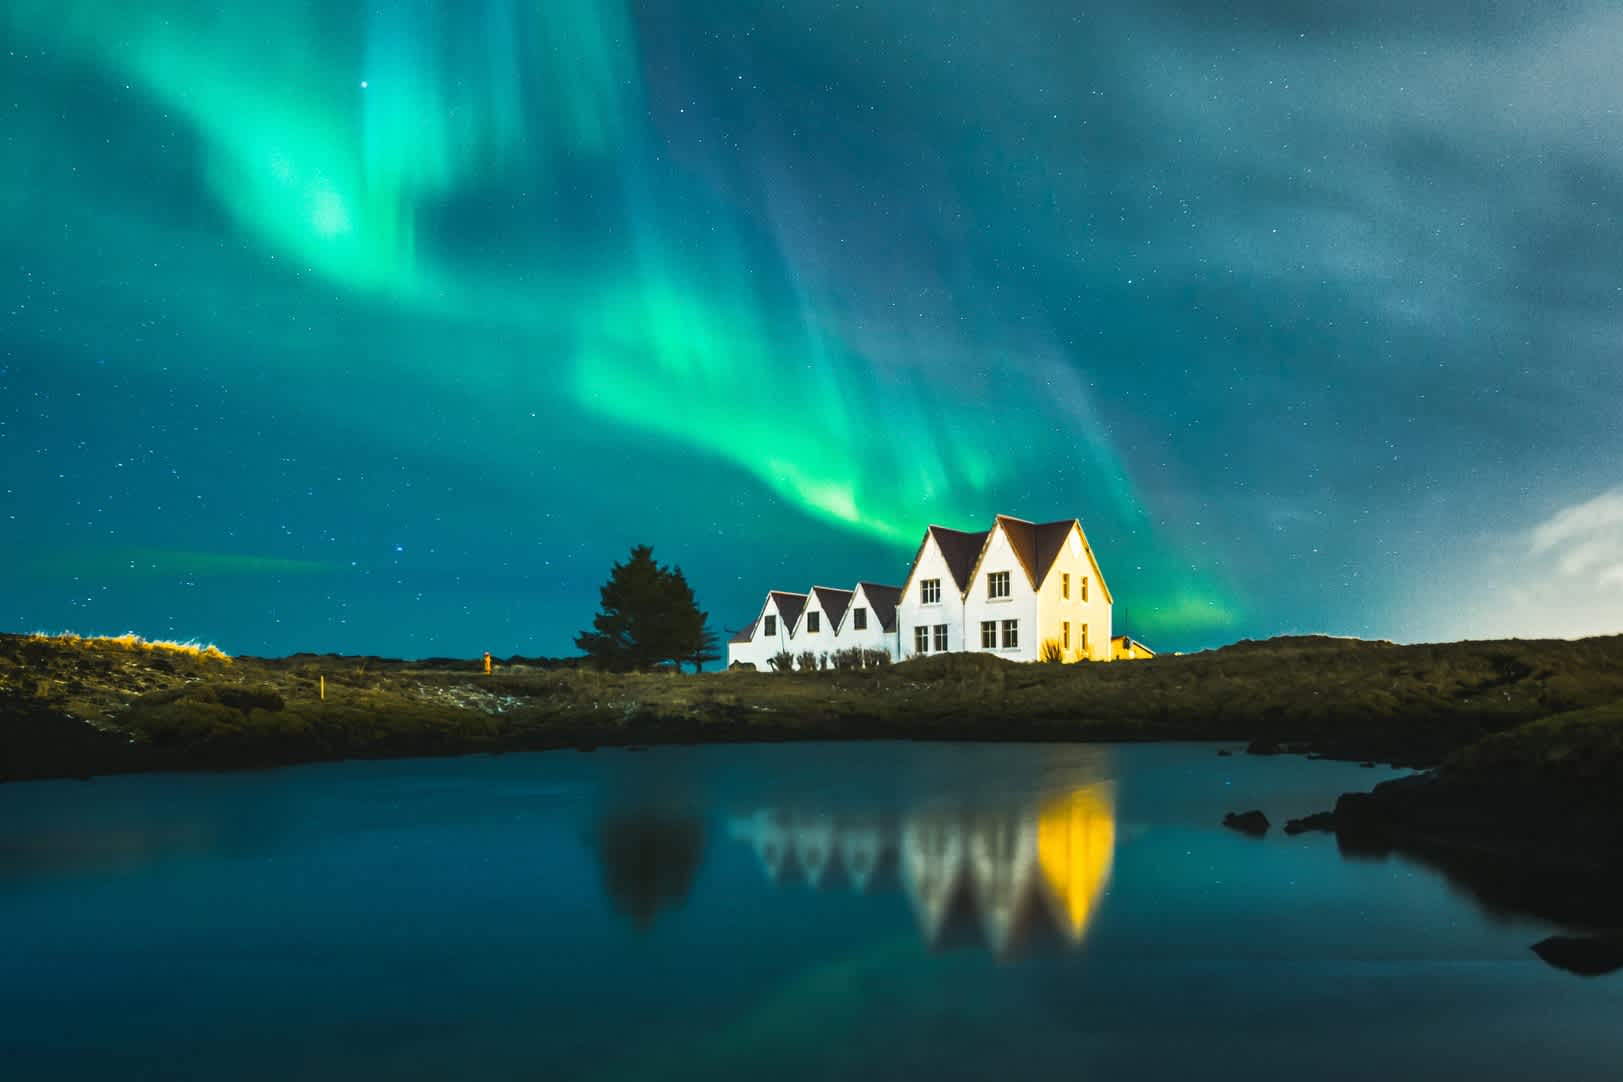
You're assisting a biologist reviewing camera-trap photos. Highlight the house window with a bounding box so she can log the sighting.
[987,570,1010,599]
[1063,622,1070,650]
[763,614,777,636]
[852,607,867,630]
[1081,623,1089,653]
[921,578,941,604]
[933,624,948,652]
[1001,620,1019,649]
[981,620,997,649]
[1062,573,1070,599]
[914,626,930,654]
[806,611,820,634]
[1081,577,1089,602]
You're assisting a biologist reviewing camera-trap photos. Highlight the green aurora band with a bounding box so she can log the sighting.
[3,0,1240,646]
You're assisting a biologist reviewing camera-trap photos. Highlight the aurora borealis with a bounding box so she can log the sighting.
[4,2,1622,656]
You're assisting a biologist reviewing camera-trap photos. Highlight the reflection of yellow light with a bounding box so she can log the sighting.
[1035,784,1116,943]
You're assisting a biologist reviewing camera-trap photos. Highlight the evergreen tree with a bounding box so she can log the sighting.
[685,626,721,673]
[576,545,708,671]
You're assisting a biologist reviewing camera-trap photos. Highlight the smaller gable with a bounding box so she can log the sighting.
[810,586,854,631]
[923,525,992,595]
[769,591,808,632]
[856,582,903,632]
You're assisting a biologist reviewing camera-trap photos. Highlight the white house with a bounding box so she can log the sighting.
[839,581,903,657]
[726,590,807,670]
[895,524,990,658]
[726,513,1131,668]
[793,586,853,657]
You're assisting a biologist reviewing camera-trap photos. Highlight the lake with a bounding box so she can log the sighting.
[2,742,1620,1080]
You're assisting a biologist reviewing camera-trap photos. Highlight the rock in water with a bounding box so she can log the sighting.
[1223,810,1271,837]
[1284,812,1336,835]
[1531,936,1623,977]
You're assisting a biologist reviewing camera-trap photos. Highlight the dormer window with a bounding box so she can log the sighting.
[921,578,941,604]
[763,614,777,636]
[988,570,1010,599]
[852,607,867,630]
[806,611,820,634]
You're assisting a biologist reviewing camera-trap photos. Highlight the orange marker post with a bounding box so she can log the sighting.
[483,651,492,675]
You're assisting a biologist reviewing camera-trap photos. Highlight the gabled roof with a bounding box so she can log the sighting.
[991,515,1090,589]
[1032,519,1079,585]
[768,591,807,632]
[927,525,992,594]
[810,586,853,631]
[969,514,1113,604]
[994,515,1041,587]
[729,621,756,644]
[855,582,903,632]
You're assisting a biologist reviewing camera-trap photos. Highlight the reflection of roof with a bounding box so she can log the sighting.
[928,526,991,593]
[728,787,1115,958]
[856,583,903,632]
[768,591,807,631]
[810,586,854,632]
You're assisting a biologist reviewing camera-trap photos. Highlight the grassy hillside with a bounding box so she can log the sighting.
[4,631,1623,781]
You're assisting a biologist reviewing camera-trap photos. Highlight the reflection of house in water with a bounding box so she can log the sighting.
[727,785,1115,956]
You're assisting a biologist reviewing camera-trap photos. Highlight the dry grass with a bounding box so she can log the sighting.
[26,631,231,662]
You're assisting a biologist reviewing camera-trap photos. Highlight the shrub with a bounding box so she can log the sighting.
[1039,639,1065,664]
[797,651,818,672]
[768,651,796,673]
[832,647,892,670]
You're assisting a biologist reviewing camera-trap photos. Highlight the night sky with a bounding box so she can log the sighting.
[4,1,1621,658]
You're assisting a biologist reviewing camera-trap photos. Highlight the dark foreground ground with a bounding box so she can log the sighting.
[3,631,1621,947]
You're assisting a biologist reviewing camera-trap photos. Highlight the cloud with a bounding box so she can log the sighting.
[1526,488,1623,598]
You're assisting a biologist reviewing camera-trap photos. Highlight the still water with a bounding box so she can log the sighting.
[3,742,1620,1080]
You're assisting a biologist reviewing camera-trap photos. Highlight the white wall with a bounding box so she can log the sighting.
[896,535,969,658]
[796,589,837,666]
[840,583,902,661]
[962,524,1040,662]
[726,594,798,669]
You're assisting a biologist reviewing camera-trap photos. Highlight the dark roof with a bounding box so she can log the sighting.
[769,591,807,631]
[811,586,853,631]
[856,582,903,632]
[928,525,991,594]
[1033,518,1079,585]
[729,621,756,644]
[994,515,1040,586]
[993,515,1089,589]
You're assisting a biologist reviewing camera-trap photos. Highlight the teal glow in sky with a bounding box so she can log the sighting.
[5,1,1622,655]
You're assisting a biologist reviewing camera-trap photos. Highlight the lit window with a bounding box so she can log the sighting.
[1002,619,1019,649]
[852,607,867,630]
[988,570,1010,599]
[763,614,776,636]
[914,626,930,654]
[1081,577,1089,602]
[1062,622,1070,650]
[1062,573,1070,599]
[933,624,948,652]
[981,620,997,648]
[921,578,941,604]
[806,611,820,634]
